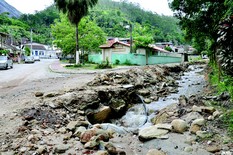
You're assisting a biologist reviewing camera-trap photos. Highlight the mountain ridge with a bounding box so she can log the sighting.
[0,0,21,18]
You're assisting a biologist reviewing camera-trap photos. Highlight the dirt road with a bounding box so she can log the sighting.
[0,60,96,116]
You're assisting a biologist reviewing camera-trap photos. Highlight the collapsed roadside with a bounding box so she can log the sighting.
[0,63,232,155]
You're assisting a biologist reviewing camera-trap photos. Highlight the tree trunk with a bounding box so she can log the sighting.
[75,24,80,64]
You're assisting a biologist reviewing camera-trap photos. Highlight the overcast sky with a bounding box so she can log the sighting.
[5,0,173,16]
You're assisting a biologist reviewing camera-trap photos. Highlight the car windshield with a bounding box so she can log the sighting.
[0,56,7,60]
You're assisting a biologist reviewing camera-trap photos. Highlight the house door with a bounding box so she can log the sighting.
[35,51,38,56]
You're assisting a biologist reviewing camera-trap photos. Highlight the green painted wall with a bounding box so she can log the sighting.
[88,54,102,63]
[112,53,146,65]
[148,56,181,64]
[88,53,181,65]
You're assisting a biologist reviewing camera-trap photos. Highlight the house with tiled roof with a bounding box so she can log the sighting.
[88,38,182,65]
[22,43,57,58]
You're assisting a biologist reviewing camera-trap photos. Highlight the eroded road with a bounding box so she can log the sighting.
[0,59,95,116]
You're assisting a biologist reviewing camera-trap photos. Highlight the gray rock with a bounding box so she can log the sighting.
[178,95,188,106]
[206,145,221,153]
[196,131,209,138]
[95,150,109,155]
[146,149,166,155]
[66,121,79,131]
[37,146,47,154]
[84,136,100,149]
[171,119,188,133]
[19,147,27,153]
[213,110,221,118]
[144,98,152,104]
[139,125,169,141]
[184,146,193,152]
[57,127,66,134]
[54,144,70,153]
[74,126,87,137]
[109,98,127,113]
[182,112,203,124]
[192,118,206,126]
[35,92,44,97]
[105,142,117,155]
[138,89,150,96]
[155,123,172,131]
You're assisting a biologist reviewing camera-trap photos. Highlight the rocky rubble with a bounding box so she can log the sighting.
[0,64,232,155]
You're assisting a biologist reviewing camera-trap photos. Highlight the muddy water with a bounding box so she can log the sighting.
[114,65,207,130]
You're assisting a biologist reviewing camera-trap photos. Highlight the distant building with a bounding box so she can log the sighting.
[22,43,58,58]
[89,39,182,65]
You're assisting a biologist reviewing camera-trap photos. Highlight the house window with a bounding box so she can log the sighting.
[151,51,158,56]
[32,51,34,55]
[39,51,44,55]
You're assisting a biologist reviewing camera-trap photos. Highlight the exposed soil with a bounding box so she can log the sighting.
[0,63,232,155]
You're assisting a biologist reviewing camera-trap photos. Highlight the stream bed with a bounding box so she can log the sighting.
[112,64,207,131]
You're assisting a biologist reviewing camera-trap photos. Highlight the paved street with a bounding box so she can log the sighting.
[0,59,60,86]
[0,59,96,116]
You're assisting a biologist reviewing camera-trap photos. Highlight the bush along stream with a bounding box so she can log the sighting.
[1,63,233,155]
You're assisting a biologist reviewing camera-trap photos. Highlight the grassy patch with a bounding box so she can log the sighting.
[209,65,233,137]
[65,63,96,70]
[209,66,233,99]
[221,110,233,137]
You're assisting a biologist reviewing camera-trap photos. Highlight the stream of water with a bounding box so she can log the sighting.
[112,65,207,131]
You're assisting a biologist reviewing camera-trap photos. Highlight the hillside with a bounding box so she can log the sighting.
[0,0,21,18]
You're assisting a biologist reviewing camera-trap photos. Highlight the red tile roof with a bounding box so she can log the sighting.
[100,40,130,49]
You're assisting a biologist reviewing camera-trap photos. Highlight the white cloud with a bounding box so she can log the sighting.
[5,0,173,16]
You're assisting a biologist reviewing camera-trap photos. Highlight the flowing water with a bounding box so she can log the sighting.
[112,65,207,131]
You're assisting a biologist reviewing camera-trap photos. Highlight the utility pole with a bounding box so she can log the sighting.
[130,23,133,53]
[30,29,32,56]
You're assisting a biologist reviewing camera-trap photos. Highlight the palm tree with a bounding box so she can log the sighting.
[54,0,98,64]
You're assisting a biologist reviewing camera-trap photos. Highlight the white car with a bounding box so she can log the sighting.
[25,56,35,63]
[34,56,40,61]
[0,56,13,69]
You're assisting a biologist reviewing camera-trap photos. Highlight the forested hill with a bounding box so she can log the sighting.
[0,0,21,18]
[2,0,184,45]
[91,0,184,43]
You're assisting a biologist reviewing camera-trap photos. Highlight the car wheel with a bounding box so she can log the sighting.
[11,64,13,68]
[5,65,8,70]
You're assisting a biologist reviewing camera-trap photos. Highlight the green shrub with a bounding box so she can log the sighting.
[0,49,9,55]
[115,59,120,65]
[221,110,233,137]
[209,66,233,99]
[95,57,112,69]
[165,46,173,52]
[123,59,132,65]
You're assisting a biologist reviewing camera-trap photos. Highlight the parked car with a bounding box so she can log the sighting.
[34,56,40,61]
[0,56,13,69]
[25,56,35,63]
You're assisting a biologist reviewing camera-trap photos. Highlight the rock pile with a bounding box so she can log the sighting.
[1,64,232,154]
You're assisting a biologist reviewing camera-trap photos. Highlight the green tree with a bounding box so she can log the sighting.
[54,0,98,64]
[51,14,106,55]
[169,0,228,59]
[169,0,233,76]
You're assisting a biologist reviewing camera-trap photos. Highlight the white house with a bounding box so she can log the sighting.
[22,43,57,58]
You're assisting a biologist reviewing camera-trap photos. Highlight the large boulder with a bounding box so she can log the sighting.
[109,98,127,114]
[86,105,112,124]
[139,125,169,141]
[171,119,188,133]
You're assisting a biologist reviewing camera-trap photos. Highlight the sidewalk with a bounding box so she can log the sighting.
[49,59,137,74]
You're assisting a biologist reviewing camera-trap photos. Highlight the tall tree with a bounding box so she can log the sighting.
[51,14,106,55]
[169,0,227,57]
[54,0,98,64]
